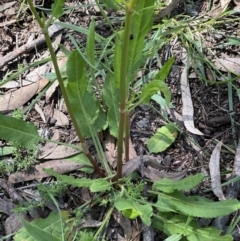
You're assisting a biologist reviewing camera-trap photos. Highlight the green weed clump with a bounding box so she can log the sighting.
[0,0,239,240]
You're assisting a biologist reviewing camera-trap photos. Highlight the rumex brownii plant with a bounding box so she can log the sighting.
[0,0,240,240]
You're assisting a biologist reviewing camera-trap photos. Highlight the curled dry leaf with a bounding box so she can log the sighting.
[209,141,225,200]
[180,62,203,135]
[8,159,84,183]
[0,80,39,113]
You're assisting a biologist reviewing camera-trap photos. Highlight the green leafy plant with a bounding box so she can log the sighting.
[0,0,239,240]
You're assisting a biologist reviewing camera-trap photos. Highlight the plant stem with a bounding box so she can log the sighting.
[115,0,138,181]
[124,111,130,162]
[26,0,105,177]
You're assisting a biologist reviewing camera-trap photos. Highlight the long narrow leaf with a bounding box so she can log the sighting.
[156,191,240,218]
[129,0,155,73]
[66,50,106,137]
[102,73,119,137]
[21,219,61,241]
[86,19,95,68]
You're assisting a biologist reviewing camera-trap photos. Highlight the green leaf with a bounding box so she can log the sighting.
[66,50,106,137]
[164,234,182,241]
[0,115,40,148]
[14,212,65,241]
[156,191,240,218]
[114,35,121,88]
[147,123,178,153]
[51,0,65,18]
[129,0,155,72]
[153,174,205,193]
[90,179,111,192]
[99,0,121,10]
[86,19,95,67]
[67,50,87,95]
[115,197,153,226]
[44,169,94,188]
[0,146,14,156]
[155,57,175,81]
[102,73,120,137]
[140,79,171,105]
[122,209,142,219]
[63,153,94,174]
[153,213,233,241]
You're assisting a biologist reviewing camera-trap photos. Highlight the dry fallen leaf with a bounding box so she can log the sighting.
[122,155,187,181]
[232,141,240,176]
[2,64,50,89]
[38,129,59,159]
[43,145,80,159]
[113,210,132,240]
[213,58,240,75]
[37,78,49,93]
[209,141,225,200]
[35,103,46,123]
[46,52,67,101]
[104,134,116,168]
[220,0,231,10]
[0,1,16,12]
[5,213,30,235]
[8,159,84,183]
[180,55,203,135]
[53,108,69,126]
[0,80,39,113]
[234,0,240,6]
[46,80,59,101]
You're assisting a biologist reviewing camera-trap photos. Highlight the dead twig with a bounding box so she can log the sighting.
[0,23,62,69]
